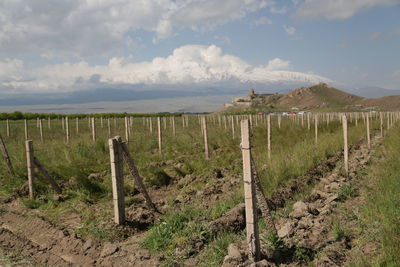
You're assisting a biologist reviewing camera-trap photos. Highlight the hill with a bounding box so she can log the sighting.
[223,83,400,111]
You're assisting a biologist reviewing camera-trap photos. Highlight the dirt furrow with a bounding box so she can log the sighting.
[222,135,381,266]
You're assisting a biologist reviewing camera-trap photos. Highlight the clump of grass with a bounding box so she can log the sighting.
[149,169,172,187]
[76,217,124,242]
[332,220,346,241]
[21,199,43,209]
[199,232,240,266]
[338,183,357,201]
[141,207,204,253]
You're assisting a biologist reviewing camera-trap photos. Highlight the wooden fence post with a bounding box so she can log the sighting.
[380,112,383,138]
[278,115,281,129]
[202,117,209,159]
[314,115,318,145]
[48,118,51,129]
[33,157,62,195]
[25,140,35,199]
[6,119,10,137]
[172,117,176,136]
[76,117,79,135]
[124,117,129,141]
[108,118,111,138]
[65,117,70,143]
[92,117,96,142]
[240,120,260,262]
[0,134,14,175]
[157,117,162,154]
[231,116,235,139]
[116,136,157,211]
[39,119,44,143]
[342,115,348,175]
[108,138,125,224]
[267,114,271,160]
[24,119,28,140]
[366,114,371,149]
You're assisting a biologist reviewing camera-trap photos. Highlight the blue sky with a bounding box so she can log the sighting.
[0,0,399,99]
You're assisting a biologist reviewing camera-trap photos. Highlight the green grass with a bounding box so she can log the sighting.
[357,124,400,265]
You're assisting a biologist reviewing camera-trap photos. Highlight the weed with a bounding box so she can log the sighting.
[21,199,43,209]
[332,220,345,241]
[199,232,240,266]
[338,183,357,201]
[149,170,172,187]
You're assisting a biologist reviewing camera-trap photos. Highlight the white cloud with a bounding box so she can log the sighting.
[0,0,272,57]
[0,45,331,94]
[283,25,296,35]
[265,58,290,70]
[253,16,272,25]
[294,0,400,21]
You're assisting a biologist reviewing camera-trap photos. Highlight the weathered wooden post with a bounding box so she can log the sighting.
[92,117,96,142]
[223,116,227,129]
[24,119,28,140]
[39,119,44,143]
[62,117,65,130]
[231,116,235,139]
[6,119,10,137]
[100,117,104,128]
[108,137,125,224]
[380,112,383,138]
[25,140,35,199]
[202,117,209,159]
[307,113,310,131]
[267,114,271,160]
[342,115,348,175]
[157,117,162,154]
[172,116,176,136]
[65,117,70,143]
[278,115,282,129]
[108,118,111,137]
[48,118,51,129]
[314,115,318,145]
[366,114,371,149]
[124,117,129,141]
[240,120,261,262]
[149,117,153,133]
[76,117,79,135]
[0,134,14,175]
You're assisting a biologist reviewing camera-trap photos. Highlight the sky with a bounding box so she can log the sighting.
[0,0,400,111]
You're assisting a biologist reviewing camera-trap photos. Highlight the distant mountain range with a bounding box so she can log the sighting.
[0,81,398,108]
[224,83,400,111]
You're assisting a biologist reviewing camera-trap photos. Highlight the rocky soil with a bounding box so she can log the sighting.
[221,135,381,267]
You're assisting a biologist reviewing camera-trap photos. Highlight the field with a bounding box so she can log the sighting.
[0,112,398,266]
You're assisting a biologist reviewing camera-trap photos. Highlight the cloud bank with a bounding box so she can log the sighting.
[0,0,273,58]
[295,0,400,21]
[0,45,331,94]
